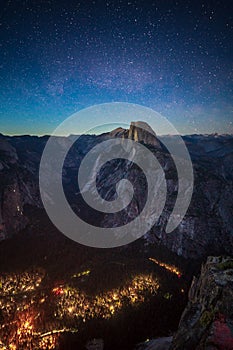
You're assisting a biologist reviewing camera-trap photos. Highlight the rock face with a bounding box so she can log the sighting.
[128,121,162,148]
[0,130,233,260]
[171,256,233,350]
[0,136,43,239]
[0,137,18,164]
[109,121,162,148]
[98,133,233,259]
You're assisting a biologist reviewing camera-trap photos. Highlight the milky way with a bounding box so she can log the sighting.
[0,0,232,134]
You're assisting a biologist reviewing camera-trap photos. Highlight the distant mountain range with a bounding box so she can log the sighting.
[0,124,233,259]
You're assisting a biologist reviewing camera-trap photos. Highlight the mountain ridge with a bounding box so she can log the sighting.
[0,129,233,259]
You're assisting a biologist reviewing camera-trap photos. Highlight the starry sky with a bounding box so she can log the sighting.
[0,0,233,135]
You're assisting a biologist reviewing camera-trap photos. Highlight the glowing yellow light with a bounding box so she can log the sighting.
[68,307,73,313]
[9,344,16,350]
[149,258,182,277]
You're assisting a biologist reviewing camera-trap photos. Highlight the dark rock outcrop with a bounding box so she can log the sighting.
[171,256,233,350]
[0,137,18,164]
[0,136,42,239]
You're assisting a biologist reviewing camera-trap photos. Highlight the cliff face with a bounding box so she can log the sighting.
[109,121,162,148]
[99,132,233,258]
[0,136,42,239]
[128,121,162,148]
[171,256,233,350]
[0,130,233,260]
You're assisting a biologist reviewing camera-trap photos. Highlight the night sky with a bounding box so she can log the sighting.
[0,0,233,135]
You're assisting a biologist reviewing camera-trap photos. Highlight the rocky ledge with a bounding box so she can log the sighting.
[171,256,233,350]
